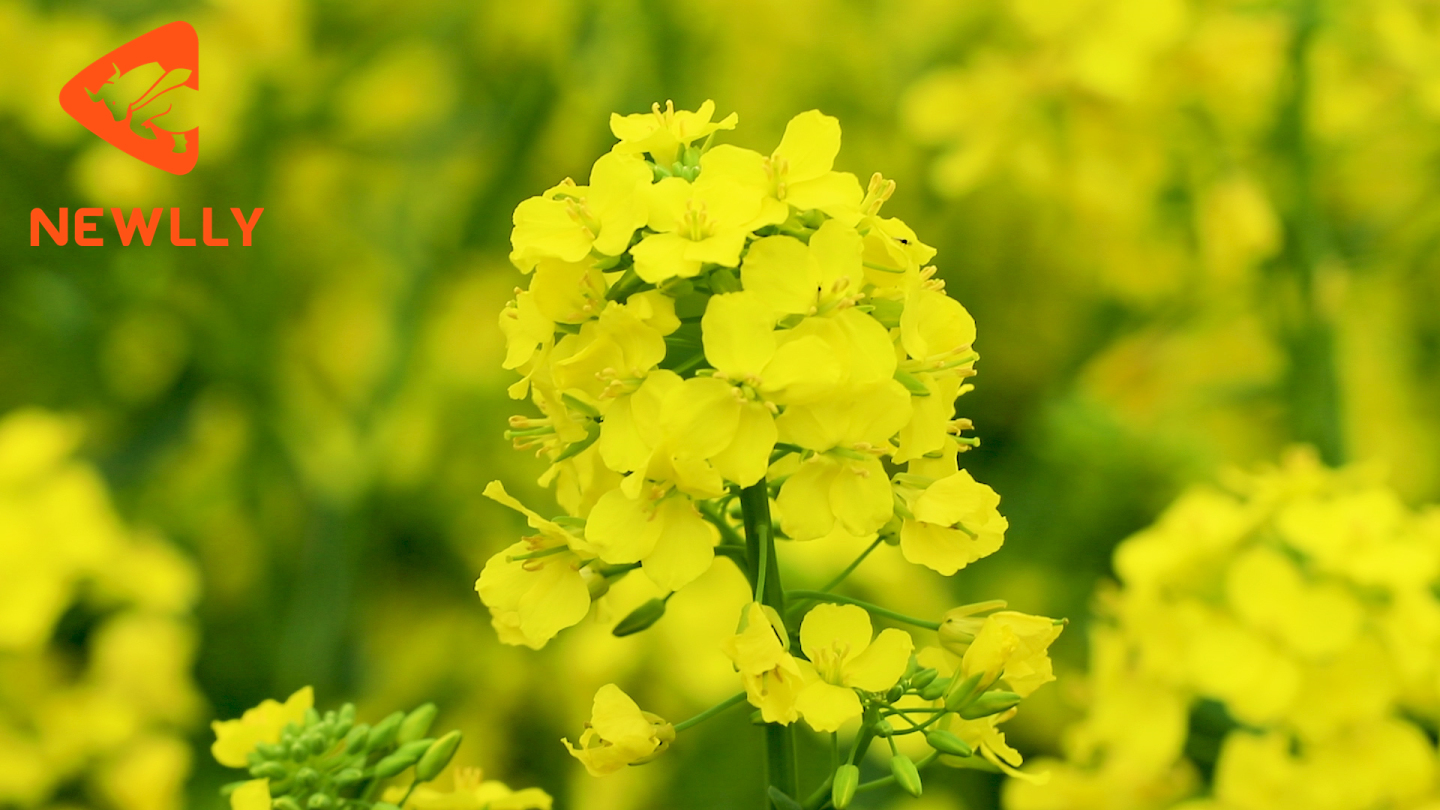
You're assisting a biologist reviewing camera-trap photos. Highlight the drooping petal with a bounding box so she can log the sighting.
[515,560,591,647]
[829,458,894,537]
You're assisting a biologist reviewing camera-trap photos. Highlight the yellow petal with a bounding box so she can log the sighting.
[584,490,659,564]
[641,497,717,592]
[830,457,894,537]
[741,236,819,316]
[631,231,701,284]
[516,560,591,647]
[800,603,873,665]
[777,459,838,540]
[589,684,657,752]
[795,678,862,733]
[709,401,777,487]
[230,779,271,810]
[775,110,841,183]
[662,377,742,460]
[784,171,864,216]
[703,292,776,377]
[844,628,914,692]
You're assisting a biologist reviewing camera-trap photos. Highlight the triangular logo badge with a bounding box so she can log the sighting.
[58,21,199,176]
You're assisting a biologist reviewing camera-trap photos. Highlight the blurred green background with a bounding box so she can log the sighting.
[3,0,1440,807]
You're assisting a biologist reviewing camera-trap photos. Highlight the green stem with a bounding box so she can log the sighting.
[786,591,941,631]
[818,538,883,593]
[506,545,568,562]
[674,692,748,732]
[741,480,797,808]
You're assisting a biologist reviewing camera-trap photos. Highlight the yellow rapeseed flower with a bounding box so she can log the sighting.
[210,687,313,768]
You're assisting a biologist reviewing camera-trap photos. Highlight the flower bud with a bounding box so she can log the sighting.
[919,676,951,701]
[891,755,923,797]
[943,672,982,711]
[374,749,422,779]
[343,724,369,753]
[293,767,319,788]
[909,668,938,689]
[958,690,1021,720]
[306,794,333,809]
[832,764,860,809]
[925,730,973,757]
[248,761,287,780]
[416,731,463,783]
[273,799,303,810]
[254,742,285,759]
[333,768,364,786]
[613,598,667,637]
[398,703,438,744]
[937,600,1008,657]
[338,703,356,725]
[366,711,405,751]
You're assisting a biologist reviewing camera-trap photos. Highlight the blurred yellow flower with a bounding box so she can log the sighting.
[210,686,313,768]
[384,767,553,810]
[229,779,270,810]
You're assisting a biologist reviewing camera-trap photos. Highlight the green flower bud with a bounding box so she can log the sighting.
[273,798,303,810]
[398,703,438,744]
[943,673,983,711]
[303,708,320,727]
[366,711,405,752]
[395,739,435,760]
[958,690,1021,720]
[343,724,369,753]
[306,794,333,809]
[919,676,951,701]
[249,761,288,780]
[874,719,895,737]
[338,703,356,725]
[416,730,463,783]
[613,598,668,637]
[255,742,285,759]
[891,755,923,797]
[293,767,319,788]
[306,732,328,756]
[333,768,364,786]
[909,668,938,689]
[925,730,973,757]
[287,742,309,761]
[832,764,860,809]
[374,748,424,779]
[885,684,904,702]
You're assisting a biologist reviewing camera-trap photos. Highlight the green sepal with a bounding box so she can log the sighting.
[943,673,983,711]
[958,690,1022,720]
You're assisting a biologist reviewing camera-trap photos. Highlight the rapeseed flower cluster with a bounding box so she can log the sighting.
[485,101,1062,806]
[1008,449,1440,810]
[212,687,550,810]
[0,409,201,810]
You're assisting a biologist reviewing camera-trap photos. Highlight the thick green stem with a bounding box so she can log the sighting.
[1276,0,1345,465]
[741,480,798,807]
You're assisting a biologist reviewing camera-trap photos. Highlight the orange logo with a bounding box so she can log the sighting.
[59,22,198,176]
